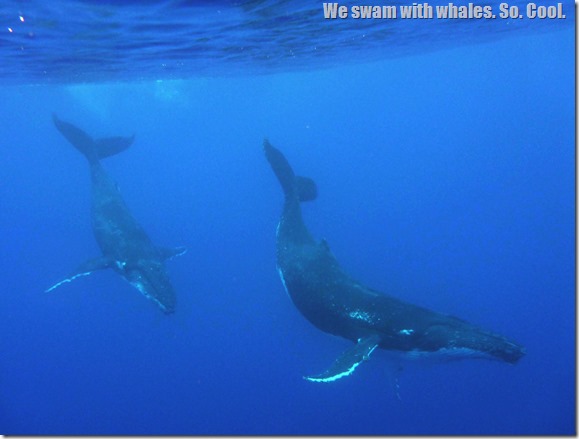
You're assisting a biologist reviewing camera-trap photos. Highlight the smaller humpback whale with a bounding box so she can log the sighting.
[264,140,525,382]
[46,115,186,314]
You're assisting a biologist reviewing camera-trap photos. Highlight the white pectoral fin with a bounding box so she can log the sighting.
[304,334,381,383]
[158,246,187,261]
[45,256,113,292]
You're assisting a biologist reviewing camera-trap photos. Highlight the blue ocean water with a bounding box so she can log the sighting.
[0,1,575,435]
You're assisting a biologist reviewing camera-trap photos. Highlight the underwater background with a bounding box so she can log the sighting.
[0,0,575,435]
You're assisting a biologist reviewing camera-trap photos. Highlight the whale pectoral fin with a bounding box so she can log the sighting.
[158,246,187,261]
[304,334,381,383]
[45,256,113,292]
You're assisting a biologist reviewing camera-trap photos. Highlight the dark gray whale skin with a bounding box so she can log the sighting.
[46,115,185,314]
[264,140,525,382]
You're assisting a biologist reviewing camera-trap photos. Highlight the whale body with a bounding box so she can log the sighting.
[263,140,525,382]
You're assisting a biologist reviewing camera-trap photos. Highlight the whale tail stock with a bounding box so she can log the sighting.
[263,139,317,203]
[52,113,135,164]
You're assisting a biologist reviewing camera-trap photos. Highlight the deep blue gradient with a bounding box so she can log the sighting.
[0,21,575,437]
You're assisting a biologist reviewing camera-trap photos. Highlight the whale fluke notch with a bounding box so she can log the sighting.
[52,113,134,162]
[95,135,135,159]
[263,139,317,202]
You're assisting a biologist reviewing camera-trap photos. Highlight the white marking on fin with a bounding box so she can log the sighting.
[277,265,291,299]
[304,361,362,383]
[45,271,92,293]
[304,341,379,383]
[363,343,378,360]
[305,344,379,383]
[398,329,414,335]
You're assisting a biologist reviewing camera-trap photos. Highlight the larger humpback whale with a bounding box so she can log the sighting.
[46,115,186,314]
[264,140,525,382]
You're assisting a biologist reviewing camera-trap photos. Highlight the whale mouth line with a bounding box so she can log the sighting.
[403,347,495,362]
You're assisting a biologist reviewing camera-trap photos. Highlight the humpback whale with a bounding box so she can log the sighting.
[46,115,186,314]
[264,140,525,382]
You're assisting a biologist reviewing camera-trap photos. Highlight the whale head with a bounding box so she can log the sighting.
[122,259,176,314]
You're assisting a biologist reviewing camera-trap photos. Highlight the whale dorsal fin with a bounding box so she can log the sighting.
[304,334,381,383]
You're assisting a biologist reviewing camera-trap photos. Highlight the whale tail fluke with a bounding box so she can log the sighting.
[263,139,317,202]
[295,176,317,202]
[52,114,134,163]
